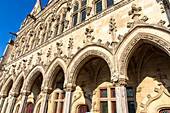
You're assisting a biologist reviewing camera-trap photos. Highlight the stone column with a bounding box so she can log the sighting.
[1,97,9,113]
[63,83,75,113]
[18,91,30,113]
[39,87,52,113]
[6,93,18,113]
[115,78,128,113]
[0,94,6,112]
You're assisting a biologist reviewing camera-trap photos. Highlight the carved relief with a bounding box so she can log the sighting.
[84,26,95,45]
[54,42,63,57]
[68,38,74,58]
[158,20,166,26]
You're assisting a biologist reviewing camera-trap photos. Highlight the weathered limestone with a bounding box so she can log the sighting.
[39,87,52,113]
[1,97,8,113]
[115,79,128,113]
[63,83,75,113]
[18,91,30,113]
[6,95,17,113]
[0,96,5,112]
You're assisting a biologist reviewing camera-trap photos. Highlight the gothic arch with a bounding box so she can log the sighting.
[68,46,113,84]
[55,1,68,14]
[117,25,170,78]
[23,66,44,91]
[1,76,13,96]
[43,58,66,88]
[11,72,24,95]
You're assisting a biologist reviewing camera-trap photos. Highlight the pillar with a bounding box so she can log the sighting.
[0,95,6,112]
[6,93,18,113]
[115,78,128,113]
[1,97,9,113]
[63,83,75,113]
[18,91,30,113]
[39,87,52,113]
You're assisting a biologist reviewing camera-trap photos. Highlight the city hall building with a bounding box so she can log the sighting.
[0,0,169,113]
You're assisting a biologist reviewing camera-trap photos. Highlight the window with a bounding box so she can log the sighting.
[62,13,66,20]
[100,89,107,98]
[61,22,65,33]
[81,0,87,7]
[73,13,78,26]
[60,13,67,33]
[25,103,34,113]
[74,3,79,12]
[55,25,59,36]
[80,9,86,22]
[106,0,114,8]
[72,3,79,26]
[95,0,102,14]
[41,34,45,44]
[100,88,116,113]
[57,17,60,23]
[72,1,87,26]
[78,105,89,113]
[101,101,108,113]
[126,87,135,113]
[54,92,65,113]
[159,109,170,113]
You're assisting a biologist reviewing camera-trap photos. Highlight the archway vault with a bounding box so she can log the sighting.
[44,58,66,89]
[117,26,170,78]
[68,46,114,85]
[22,66,44,92]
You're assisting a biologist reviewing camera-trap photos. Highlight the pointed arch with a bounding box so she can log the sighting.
[68,45,113,84]
[116,25,170,78]
[1,76,13,96]
[44,58,66,88]
[23,66,44,92]
[11,72,24,95]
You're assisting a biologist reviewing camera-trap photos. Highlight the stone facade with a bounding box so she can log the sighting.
[0,0,170,113]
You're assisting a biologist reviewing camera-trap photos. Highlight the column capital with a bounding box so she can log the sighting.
[41,87,52,94]
[64,83,76,92]
[10,92,19,97]
[114,78,128,87]
[0,94,7,98]
[21,90,31,96]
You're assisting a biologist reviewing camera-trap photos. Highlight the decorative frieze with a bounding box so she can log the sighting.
[54,41,63,57]
[84,26,95,44]
[67,38,74,58]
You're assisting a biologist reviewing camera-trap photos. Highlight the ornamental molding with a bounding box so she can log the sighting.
[140,85,170,113]
[119,32,170,76]
[68,49,113,84]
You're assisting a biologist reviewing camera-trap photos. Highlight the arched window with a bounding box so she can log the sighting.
[61,12,67,33]
[78,105,89,113]
[53,92,65,113]
[55,16,60,36]
[72,3,79,27]
[159,109,170,113]
[72,1,87,27]
[25,103,34,113]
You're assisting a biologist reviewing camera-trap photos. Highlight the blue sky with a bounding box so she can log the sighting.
[0,0,48,58]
